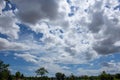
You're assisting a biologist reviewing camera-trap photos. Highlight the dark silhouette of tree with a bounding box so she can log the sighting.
[0,60,9,72]
[55,72,65,80]
[35,67,48,77]
[115,73,120,79]
[15,71,21,80]
[69,73,75,80]
[8,75,13,80]
[99,71,109,80]
[0,60,10,80]
[21,73,24,79]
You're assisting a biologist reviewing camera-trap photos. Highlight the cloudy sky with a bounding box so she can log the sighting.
[0,0,120,76]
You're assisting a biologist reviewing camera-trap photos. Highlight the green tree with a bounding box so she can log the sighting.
[35,67,48,77]
[15,71,21,80]
[99,71,109,80]
[69,73,75,80]
[115,73,120,79]
[21,73,24,79]
[55,72,65,80]
[0,60,9,72]
[0,60,10,80]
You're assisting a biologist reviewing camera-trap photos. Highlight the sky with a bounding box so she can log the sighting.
[0,0,120,77]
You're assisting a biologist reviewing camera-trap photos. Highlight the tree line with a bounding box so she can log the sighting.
[0,60,120,80]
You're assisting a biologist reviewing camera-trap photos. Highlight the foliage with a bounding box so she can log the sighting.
[1,59,120,80]
[15,71,21,77]
[0,60,10,80]
[35,67,48,77]
[0,60,9,72]
[55,72,65,80]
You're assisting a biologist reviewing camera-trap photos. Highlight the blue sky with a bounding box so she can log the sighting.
[0,0,120,77]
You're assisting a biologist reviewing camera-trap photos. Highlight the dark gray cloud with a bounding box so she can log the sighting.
[93,37,120,55]
[64,47,76,56]
[12,0,59,24]
[88,1,120,55]
[88,12,104,33]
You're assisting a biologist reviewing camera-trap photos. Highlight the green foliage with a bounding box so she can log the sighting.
[0,60,10,80]
[1,60,120,80]
[69,73,75,80]
[55,72,65,80]
[15,71,21,80]
[35,67,48,77]
[99,71,114,80]
[115,73,120,79]
[0,60,9,72]
[21,73,24,79]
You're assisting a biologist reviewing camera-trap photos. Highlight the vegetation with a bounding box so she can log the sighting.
[35,67,48,77]
[55,72,65,80]
[0,60,120,80]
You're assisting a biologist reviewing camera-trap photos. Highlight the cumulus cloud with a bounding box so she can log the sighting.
[76,61,120,76]
[0,11,19,39]
[100,61,120,74]
[0,38,29,50]
[11,0,59,24]
[7,0,119,64]
[14,53,38,63]
[79,0,120,55]
[0,0,4,13]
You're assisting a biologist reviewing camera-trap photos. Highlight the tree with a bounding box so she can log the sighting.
[35,67,48,77]
[69,73,75,80]
[99,71,109,80]
[115,73,120,79]
[55,72,65,80]
[15,71,21,80]
[21,73,24,79]
[0,60,10,80]
[0,60,9,72]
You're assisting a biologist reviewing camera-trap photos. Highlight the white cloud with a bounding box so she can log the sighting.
[0,38,29,50]
[14,53,38,63]
[76,61,120,76]
[0,11,19,39]
[77,68,100,76]
[101,61,120,74]
[0,0,4,14]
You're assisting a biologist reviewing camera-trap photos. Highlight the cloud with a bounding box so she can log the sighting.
[100,61,120,74]
[0,0,4,13]
[76,61,120,76]
[14,53,38,63]
[11,0,59,25]
[101,62,116,68]
[77,68,100,76]
[0,0,19,39]
[0,38,29,50]
[86,0,120,55]
[0,11,20,39]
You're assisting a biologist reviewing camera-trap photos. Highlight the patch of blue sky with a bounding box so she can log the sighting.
[105,5,111,9]
[114,4,120,10]
[68,13,74,17]
[66,0,71,4]
[89,53,120,69]
[2,1,16,12]
[0,33,8,39]
[68,6,79,17]
[0,52,28,66]
[17,23,43,42]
